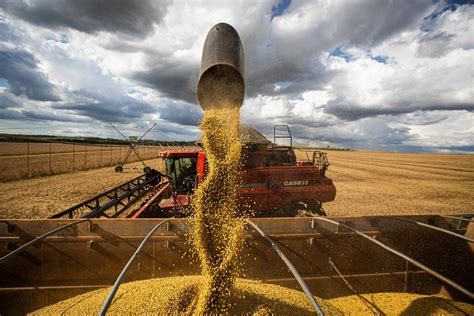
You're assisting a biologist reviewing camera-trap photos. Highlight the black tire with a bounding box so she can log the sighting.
[282,200,326,217]
[115,165,123,173]
[146,169,161,185]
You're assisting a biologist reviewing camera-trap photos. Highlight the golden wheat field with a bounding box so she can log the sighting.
[0,158,165,218]
[0,142,163,181]
[299,150,474,216]
[0,150,472,219]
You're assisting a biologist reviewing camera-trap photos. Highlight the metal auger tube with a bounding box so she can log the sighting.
[197,23,245,110]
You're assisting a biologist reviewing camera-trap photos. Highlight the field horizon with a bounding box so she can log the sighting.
[0,148,472,219]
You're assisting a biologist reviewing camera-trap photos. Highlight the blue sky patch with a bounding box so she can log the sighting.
[291,95,304,101]
[422,0,472,31]
[59,34,69,43]
[330,46,388,64]
[0,78,11,88]
[274,81,292,90]
[329,46,354,62]
[372,55,388,64]
[271,0,291,20]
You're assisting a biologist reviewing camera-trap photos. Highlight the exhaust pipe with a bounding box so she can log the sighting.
[197,23,245,110]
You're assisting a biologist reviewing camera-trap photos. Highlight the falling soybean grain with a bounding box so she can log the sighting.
[191,107,245,314]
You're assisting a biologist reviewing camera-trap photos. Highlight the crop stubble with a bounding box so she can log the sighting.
[298,150,474,216]
[0,150,472,219]
[0,142,162,181]
[0,158,165,218]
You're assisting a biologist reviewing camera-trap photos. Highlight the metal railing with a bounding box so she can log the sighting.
[99,219,169,315]
[311,216,474,300]
[247,219,325,315]
[0,218,90,264]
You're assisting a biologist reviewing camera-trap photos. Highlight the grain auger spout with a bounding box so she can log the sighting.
[197,23,245,110]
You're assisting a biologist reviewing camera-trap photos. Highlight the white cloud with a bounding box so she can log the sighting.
[0,1,473,152]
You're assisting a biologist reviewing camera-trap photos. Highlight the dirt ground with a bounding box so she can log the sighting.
[304,150,474,216]
[0,150,472,219]
[0,142,162,181]
[0,159,165,218]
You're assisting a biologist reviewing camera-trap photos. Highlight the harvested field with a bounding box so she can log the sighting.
[295,149,473,216]
[0,158,165,218]
[0,150,472,219]
[0,142,163,181]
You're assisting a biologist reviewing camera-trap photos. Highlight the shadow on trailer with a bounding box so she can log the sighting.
[0,215,473,314]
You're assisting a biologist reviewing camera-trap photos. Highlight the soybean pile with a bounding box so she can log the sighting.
[191,107,245,314]
[31,276,474,315]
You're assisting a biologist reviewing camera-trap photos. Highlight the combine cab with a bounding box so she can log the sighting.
[130,124,336,219]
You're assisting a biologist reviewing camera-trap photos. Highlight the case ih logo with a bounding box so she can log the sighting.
[283,180,309,186]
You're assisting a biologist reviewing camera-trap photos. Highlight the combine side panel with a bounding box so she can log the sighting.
[239,166,336,214]
[239,167,269,211]
[267,165,336,206]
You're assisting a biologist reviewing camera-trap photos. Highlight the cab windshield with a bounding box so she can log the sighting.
[165,156,197,193]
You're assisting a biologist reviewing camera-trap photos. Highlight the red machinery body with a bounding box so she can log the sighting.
[148,144,336,217]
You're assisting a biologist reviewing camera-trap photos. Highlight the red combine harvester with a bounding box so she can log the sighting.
[129,124,336,218]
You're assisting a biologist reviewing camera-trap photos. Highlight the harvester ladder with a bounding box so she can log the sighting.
[273,124,292,147]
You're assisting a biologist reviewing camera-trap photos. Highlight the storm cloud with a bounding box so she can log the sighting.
[158,101,202,127]
[0,0,171,38]
[53,90,157,123]
[0,47,59,101]
[325,100,474,121]
[0,91,19,109]
[132,58,199,104]
[0,0,472,152]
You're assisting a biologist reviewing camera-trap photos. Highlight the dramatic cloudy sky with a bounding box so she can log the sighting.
[0,0,472,152]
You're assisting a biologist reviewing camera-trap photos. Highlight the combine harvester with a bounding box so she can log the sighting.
[0,23,473,314]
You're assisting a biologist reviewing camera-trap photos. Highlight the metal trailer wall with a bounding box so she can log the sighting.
[0,215,472,315]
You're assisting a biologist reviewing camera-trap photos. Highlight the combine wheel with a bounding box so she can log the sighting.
[141,204,163,218]
[145,169,161,185]
[296,200,326,217]
[115,165,123,173]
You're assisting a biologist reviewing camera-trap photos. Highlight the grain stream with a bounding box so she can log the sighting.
[191,108,244,314]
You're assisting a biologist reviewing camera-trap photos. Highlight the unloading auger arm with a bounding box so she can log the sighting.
[197,23,245,110]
